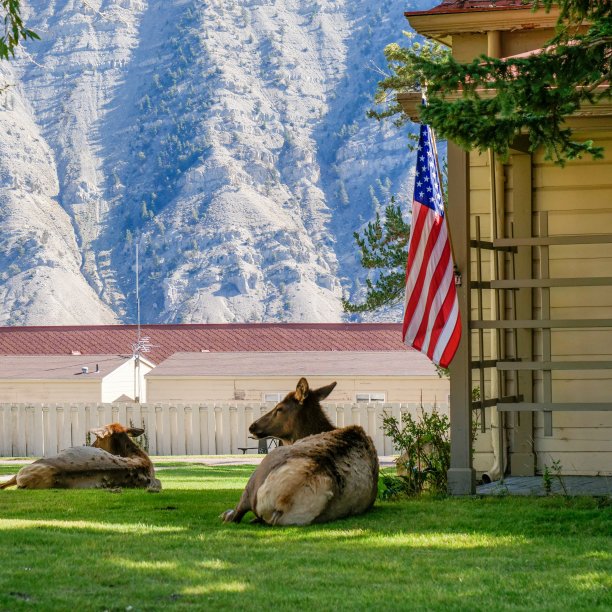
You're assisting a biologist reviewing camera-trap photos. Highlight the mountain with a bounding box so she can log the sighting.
[0,0,432,326]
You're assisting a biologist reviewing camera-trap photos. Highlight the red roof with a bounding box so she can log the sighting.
[407,0,532,17]
[0,323,410,364]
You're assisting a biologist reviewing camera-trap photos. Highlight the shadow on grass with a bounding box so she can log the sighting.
[0,467,611,610]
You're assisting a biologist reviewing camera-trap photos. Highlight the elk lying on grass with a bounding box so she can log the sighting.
[0,423,161,491]
[221,377,379,525]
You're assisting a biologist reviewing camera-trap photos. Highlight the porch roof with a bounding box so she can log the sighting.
[405,1,558,44]
[406,0,532,17]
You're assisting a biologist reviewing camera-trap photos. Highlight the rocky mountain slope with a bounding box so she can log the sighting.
[0,0,430,325]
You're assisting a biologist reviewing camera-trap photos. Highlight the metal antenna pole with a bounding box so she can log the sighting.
[136,243,141,345]
[131,242,155,403]
[135,242,141,403]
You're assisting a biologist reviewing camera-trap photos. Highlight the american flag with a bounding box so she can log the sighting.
[402,123,461,368]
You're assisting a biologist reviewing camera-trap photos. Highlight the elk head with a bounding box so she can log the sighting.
[90,423,146,457]
[249,377,337,445]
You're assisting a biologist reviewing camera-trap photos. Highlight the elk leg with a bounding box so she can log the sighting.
[220,505,248,523]
[0,475,17,489]
[220,489,252,523]
[270,510,284,525]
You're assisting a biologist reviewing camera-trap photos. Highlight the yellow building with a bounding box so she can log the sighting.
[146,351,449,406]
[401,1,612,492]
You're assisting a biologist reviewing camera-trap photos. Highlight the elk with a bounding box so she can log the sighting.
[0,423,161,491]
[221,378,379,525]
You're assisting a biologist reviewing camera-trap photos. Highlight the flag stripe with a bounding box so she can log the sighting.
[426,260,457,360]
[413,233,451,349]
[402,203,431,338]
[403,205,445,340]
[402,122,461,368]
[423,230,455,347]
[419,247,453,353]
[404,202,431,289]
[436,307,461,367]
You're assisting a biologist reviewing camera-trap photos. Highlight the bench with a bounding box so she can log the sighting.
[238,437,279,454]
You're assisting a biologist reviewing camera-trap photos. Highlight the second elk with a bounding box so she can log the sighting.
[0,423,161,491]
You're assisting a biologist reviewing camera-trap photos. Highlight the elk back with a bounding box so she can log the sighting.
[254,425,379,525]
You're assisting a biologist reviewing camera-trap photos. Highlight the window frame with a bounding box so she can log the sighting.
[355,391,386,403]
[263,392,284,403]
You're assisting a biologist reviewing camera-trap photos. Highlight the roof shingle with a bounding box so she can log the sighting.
[0,323,411,365]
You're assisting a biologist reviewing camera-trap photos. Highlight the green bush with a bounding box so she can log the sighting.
[381,408,450,496]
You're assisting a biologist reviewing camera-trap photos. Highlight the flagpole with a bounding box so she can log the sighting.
[425,95,461,285]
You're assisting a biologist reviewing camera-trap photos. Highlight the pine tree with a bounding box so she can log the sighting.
[342,197,410,313]
[371,1,611,165]
[1,1,39,61]
[344,160,447,314]
[341,35,449,315]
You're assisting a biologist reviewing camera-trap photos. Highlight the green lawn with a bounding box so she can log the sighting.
[0,463,611,611]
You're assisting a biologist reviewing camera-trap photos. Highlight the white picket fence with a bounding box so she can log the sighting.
[0,402,449,458]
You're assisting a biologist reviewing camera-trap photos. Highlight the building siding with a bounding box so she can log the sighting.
[531,128,612,475]
[0,380,101,403]
[146,375,450,406]
[101,358,153,403]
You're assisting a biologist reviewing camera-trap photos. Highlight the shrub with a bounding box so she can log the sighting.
[381,408,450,496]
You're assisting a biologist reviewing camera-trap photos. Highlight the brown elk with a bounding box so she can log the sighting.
[221,378,379,525]
[0,423,161,491]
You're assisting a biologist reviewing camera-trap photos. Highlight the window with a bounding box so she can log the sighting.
[356,392,386,403]
[263,392,283,403]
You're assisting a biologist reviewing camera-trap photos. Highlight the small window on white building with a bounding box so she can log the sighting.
[263,392,283,403]
[356,392,386,403]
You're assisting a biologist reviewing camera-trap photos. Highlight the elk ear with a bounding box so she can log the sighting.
[294,377,310,404]
[90,425,111,440]
[313,381,337,401]
[127,427,145,437]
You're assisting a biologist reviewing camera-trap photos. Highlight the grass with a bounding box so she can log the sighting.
[0,463,611,611]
